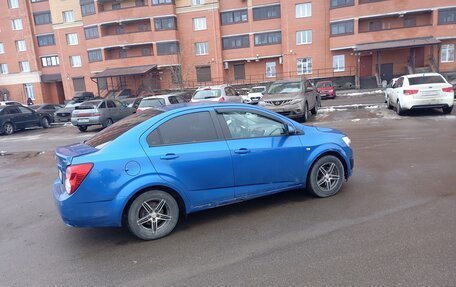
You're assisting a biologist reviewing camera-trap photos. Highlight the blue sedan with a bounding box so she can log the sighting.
[53,103,353,240]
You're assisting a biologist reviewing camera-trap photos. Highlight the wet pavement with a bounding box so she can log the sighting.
[1,97,456,286]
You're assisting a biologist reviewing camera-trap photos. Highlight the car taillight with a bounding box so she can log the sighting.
[65,163,93,195]
[219,97,225,102]
[136,108,142,113]
[442,87,453,93]
[93,113,100,117]
[403,90,419,95]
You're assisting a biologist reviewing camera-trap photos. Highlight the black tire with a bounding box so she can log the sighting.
[307,155,345,198]
[310,101,318,115]
[301,102,309,122]
[3,122,14,135]
[41,117,50,129]
[443,106,453,114]
[396,100,404,116]
[127,190,179,240]
[78,126,88,132]
[102,118,113,128]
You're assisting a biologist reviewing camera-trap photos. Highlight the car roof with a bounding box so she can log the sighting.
[251,86,266,88]
[404,73,443,78]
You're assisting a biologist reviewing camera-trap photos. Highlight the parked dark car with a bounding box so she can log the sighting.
[55,92,96,123]
[316,81,336,99]
[30,104,63,122]
[259,79,320,122]
[0,105,53,135]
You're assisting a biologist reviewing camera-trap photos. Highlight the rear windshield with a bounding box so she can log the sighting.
[193,89,221,99]
[85,109,164,148]
[139,98,165,108]
[408,76,446,85]
[267,82,301,94]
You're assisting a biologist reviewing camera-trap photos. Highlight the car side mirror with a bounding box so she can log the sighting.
[287,124,297,135]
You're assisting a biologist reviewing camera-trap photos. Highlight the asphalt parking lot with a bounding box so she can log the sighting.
[1,95,456,286]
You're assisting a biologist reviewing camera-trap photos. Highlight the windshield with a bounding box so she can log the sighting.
[85,109,164,148]
[267,82,301,94]
[139,98,165,108]
[193,89,222,99]
[408,76,446,85]
[250,87,265,93]
[316,82,332,88]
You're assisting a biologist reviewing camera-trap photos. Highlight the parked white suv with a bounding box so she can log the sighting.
[387,73,454,115]
[191,85,243,103]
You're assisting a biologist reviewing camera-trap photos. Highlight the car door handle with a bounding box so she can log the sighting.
[160,153,179,160]
[234,148,250,154]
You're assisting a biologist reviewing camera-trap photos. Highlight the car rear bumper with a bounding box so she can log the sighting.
[71,116,102,126]
[52,180,120,227]
[401,96,453,110]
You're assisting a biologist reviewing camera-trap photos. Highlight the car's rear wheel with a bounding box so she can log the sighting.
[396,100,404,116]
[3,122,14,135]
[127,190,179,240]
[41,117,50,129]
[307,155,345,198]
[443,106,453,114]
[310,101,318,115]
[78,126,88,132]
[387,97,393,110]
[102,118,113,128]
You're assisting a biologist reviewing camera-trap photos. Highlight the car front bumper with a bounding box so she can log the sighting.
[260,103,305,119]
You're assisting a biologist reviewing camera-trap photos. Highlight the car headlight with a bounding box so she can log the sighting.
[342,136,351,147]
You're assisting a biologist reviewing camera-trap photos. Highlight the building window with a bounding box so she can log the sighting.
[266,62,277,78]
[138,23,150,32]
[404,17,416,28]
[16,40,26,52]
[41,56,59,67]
[152,0,172,5]
[193,17,207,31]
[234,63,245,80]
[196,66,211,82]
[73,77,86,92]
[254,31,281,46]
[66,33,78,45]
[12,19,23,30]
[154,17,177,31]
[33,11,51,25]
[156,42,179,55]
[141,46,152,56]
[192,0,204,5]
[296,3,311,18]
[37,34,55,46]
[119,50,128,58]
[333,55,345,72]
[330,0,354,9]
[115,26,124,34]
[441,44,455,63]
[221,9,248,25]
[438,8,456,25]
[369,21,382,31]
[19,61,30,72]
[24,84,35,100]
[70,56,82,67]
[63,11,75,23]
[0,64,8,74]
[0,43,4,54]
[296,30,312,45]
[195,42,209,55]
[330,20,354,36]
[297,58,312,75]
[8,0,19,9]
[222,35,249,50]
[84,26,99,39]
[81,2,96,16]
[253,5,281,21]
[112,3,121,10]
[88,49,103,62]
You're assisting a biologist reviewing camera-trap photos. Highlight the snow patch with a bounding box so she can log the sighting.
[338,90,383,97]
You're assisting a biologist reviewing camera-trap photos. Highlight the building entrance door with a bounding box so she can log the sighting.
[380,63,393,83]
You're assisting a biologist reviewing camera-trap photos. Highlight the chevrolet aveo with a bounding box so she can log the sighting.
[52,103,354,240]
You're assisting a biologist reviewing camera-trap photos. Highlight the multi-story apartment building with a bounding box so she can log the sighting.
[1,0,455,104]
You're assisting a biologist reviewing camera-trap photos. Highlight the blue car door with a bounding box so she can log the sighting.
[216,108,307,198]
[141,109,235,209]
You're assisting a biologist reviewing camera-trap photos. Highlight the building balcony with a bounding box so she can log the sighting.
[100,19,151,37]
[358,11,433,33]
[104,44,153,61]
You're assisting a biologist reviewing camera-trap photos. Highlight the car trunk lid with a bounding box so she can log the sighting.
[55,143,98,183]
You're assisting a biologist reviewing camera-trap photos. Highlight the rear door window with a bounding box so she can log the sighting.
[147,111,219,146]
[18,106,33,114]
[107,100,116,108]
[168,96,179,104]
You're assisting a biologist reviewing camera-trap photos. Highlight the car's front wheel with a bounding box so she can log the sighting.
[78,126,88,132]
[301,102,309,122]
[102,118,113,128]
[127,190,180,240]
[396,100,404,116]
[310,100,318,115]
[307,155,345,198]
[41,117,50,129]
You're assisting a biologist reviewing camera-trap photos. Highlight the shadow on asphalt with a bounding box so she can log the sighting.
[398,108,453,117]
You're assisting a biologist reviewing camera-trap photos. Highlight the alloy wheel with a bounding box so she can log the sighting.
[136,199,173,234]
[316,162,341,192]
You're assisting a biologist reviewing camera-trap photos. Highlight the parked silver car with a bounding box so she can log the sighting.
[71,99,133,132]
[259,79,319,122]
[191,85,243,103]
